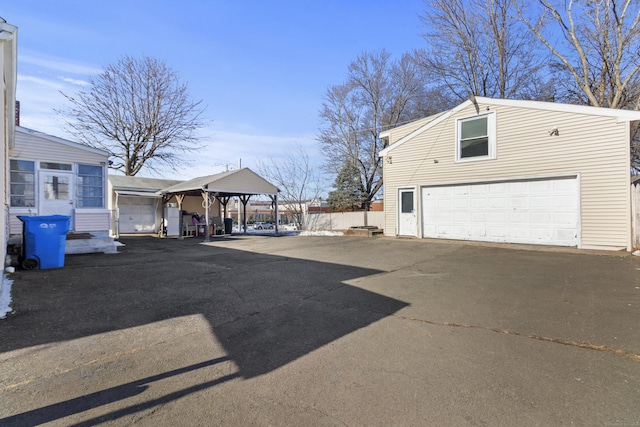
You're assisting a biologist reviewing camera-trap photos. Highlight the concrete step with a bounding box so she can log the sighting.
[345,227,384,237]
[65,233,122,255]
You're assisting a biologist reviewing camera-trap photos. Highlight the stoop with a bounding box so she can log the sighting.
[65,233,121,255]
[345,226,384,237]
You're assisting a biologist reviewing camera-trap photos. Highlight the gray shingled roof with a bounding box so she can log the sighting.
[108,175,183,192]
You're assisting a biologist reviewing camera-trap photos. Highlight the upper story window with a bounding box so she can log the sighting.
[456,112,496,162]
[77,164,104,208]
[9,159,35,207]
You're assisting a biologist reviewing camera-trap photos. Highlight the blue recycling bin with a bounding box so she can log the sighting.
[18,215,70,269]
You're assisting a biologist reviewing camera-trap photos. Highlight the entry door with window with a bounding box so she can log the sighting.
[39,171,74,218]
[398,188,417,236]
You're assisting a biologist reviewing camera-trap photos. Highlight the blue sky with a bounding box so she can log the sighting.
[3,0,426,181]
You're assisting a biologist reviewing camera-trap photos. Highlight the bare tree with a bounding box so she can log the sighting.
[514,0,640,171]
[60,55,207,176]
[416,0,546,101]
[318,50,447,210]
[256,144,325,230]
[514,0,640,110]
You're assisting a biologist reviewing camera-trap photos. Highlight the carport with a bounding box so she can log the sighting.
[158,168,280,241]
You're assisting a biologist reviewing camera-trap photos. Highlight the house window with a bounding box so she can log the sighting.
[77,165,104,208]
[456,113,496,161]
[9,159,35,207]
[43,175,69,200]
[401,191,414,213]
[41,162,72,171]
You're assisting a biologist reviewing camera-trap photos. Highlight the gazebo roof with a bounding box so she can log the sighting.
[158,167,279,197]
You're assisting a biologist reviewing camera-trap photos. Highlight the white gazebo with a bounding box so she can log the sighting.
[159,168,280,241]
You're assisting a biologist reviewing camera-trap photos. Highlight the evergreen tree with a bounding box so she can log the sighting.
[327,162,365,212]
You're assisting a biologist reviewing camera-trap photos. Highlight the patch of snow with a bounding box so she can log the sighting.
[299,230,344,237]
[633,250,640,256]
[0,274,14,319]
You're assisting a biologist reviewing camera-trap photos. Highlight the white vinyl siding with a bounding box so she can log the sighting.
[74,210,110,232]
[381,114,442,146]
[383,102,631,249]
[12,128,106,164]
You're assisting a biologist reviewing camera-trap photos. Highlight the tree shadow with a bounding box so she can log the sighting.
[0,237,408,423]
[0,358,237,427]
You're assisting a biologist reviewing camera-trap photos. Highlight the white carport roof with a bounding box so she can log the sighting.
[159,168,279,197]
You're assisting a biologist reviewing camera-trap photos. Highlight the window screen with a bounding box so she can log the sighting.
[401,191,414,213]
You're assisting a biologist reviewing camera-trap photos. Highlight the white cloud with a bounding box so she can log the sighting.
[60,77,90,86]
[15,73,74,136]
[18,75,66,91]
[20,51,101,76]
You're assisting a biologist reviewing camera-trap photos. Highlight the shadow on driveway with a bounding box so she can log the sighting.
[1,236,407,423]
[1,357,237,426]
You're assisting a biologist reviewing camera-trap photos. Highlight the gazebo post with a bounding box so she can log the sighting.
[240,195,251,234]
[175,194,185,240]
[274,193,279,235]
[202,190,211,242]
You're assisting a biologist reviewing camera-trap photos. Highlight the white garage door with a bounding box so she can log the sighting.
[118,197,159,233]
[422,177,578,246]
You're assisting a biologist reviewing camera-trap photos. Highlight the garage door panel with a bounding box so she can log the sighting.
[530,212,551,224]
[530,196,552,208]
[488,226,507,238]
[422,177,578,246]
[554,212,577,225]
[490,182,507,193]
[530,180,552,191]
[471,184,488,194]
[531,227,553,240]
[490,197,507,208]
[509,211,529,223]
[509,226,530,239]
[509,196,529,208]
[509,181,528,192]
[489,212,508,223]
[470,197,487,208]
[471,212,486,222]
[119,197,158,233]
[554,196,577,208]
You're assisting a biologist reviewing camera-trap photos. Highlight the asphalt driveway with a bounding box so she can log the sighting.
[1,235,639,426]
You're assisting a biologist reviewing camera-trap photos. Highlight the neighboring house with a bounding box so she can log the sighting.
[8,126,111,240]
[1,18,18,267]
[380,97,640,251]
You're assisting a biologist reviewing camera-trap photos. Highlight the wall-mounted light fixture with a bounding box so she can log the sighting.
[549,127,559,136]
[386,156,393,164]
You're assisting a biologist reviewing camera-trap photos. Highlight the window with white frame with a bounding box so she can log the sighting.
[9,159,35,207]
[77,164,104,208]
[456,112,496,161]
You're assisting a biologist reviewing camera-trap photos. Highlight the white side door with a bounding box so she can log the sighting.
[39,171,74,218]
[398,188,417,236]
